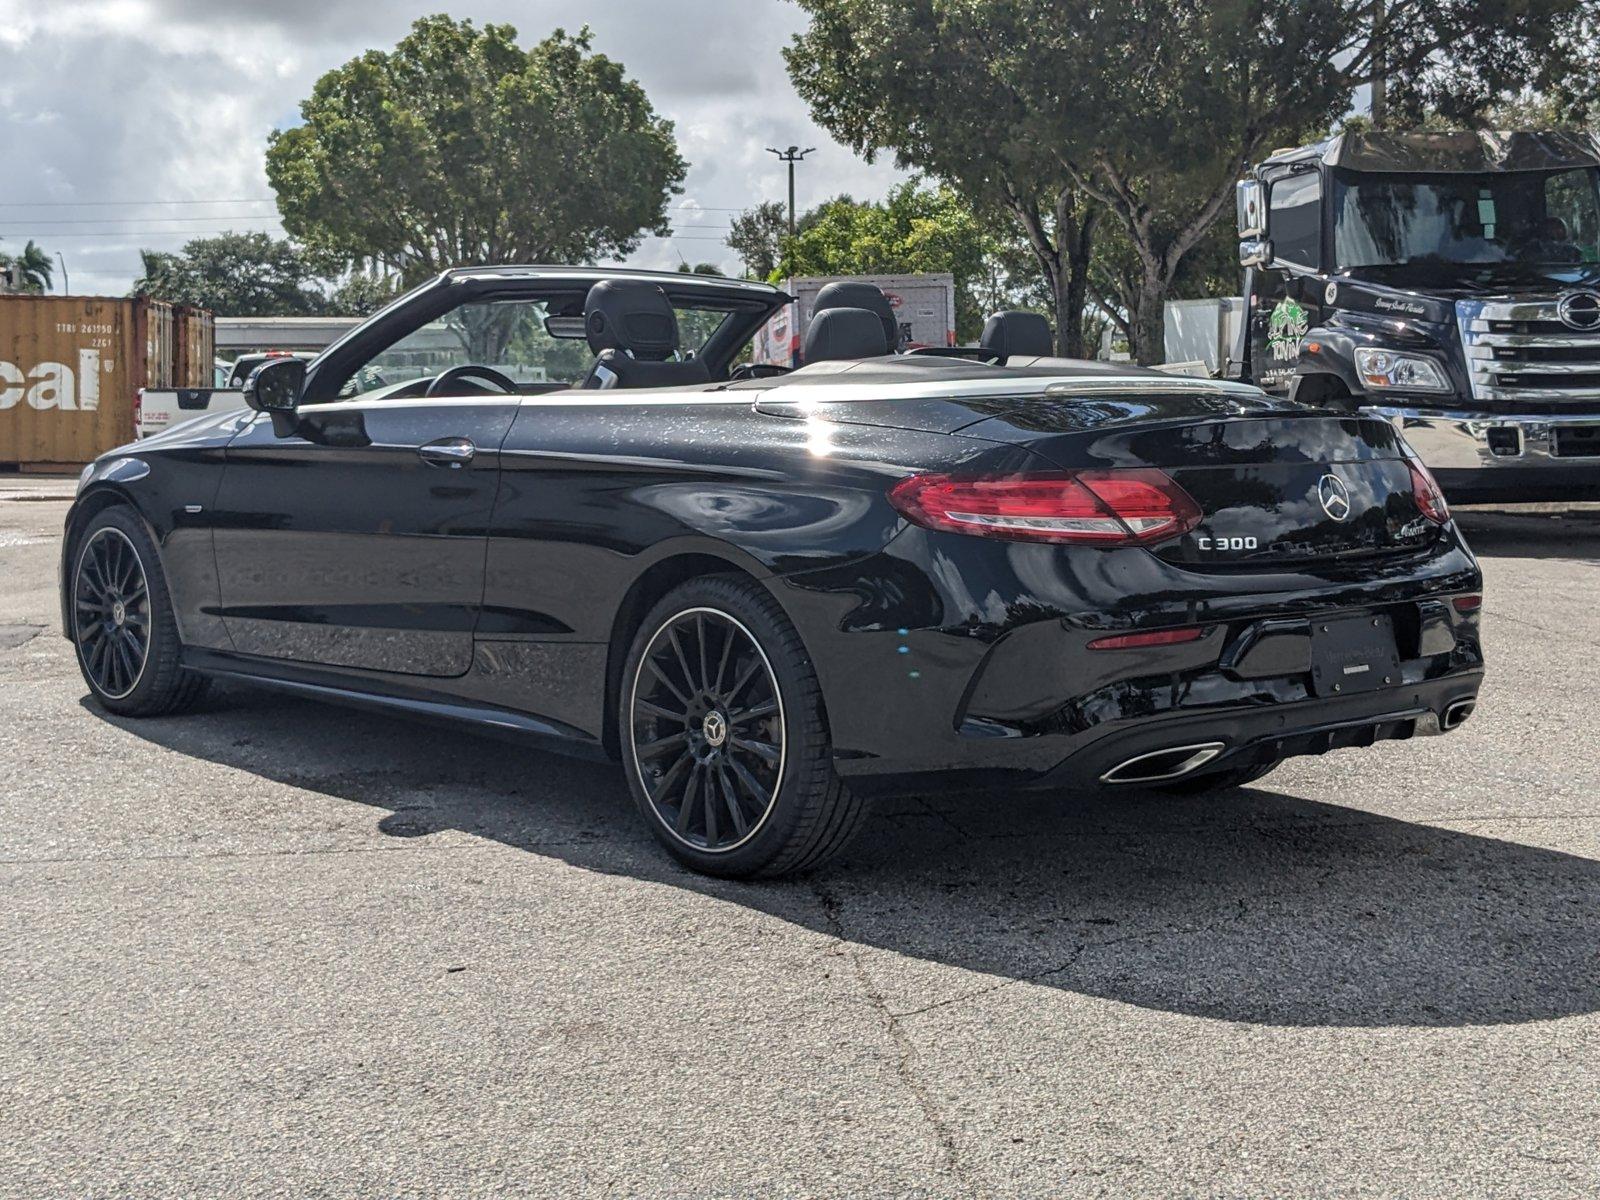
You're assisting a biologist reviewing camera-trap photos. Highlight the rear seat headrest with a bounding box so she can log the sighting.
[813,281,899,352]
[980,311,1053,360]
[803,307,892,364]
[584,279,679,361]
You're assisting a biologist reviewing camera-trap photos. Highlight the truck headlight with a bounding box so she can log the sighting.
[1355,348,1450,392]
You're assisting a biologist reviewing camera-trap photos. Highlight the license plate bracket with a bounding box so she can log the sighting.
[1310,614,1400,697]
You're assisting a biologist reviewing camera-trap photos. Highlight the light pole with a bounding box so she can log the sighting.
[766,145,816,237]
[57,252,69,295]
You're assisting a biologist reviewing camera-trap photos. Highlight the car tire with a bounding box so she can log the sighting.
[619,575,871,879]
[70,506,209,717]
[1152,756,1282,796]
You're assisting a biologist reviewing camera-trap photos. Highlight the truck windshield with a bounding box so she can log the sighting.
[1332,167,1600,269]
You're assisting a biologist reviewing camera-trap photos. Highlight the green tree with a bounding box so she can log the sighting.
[786,5,1100,355]
[267,15,687,289]
[130,231,326,315]
[788,0,1592,363]
[327,269,405,316]
[781,182,998,340]
[0,239,54,293]
[726,201,790,279]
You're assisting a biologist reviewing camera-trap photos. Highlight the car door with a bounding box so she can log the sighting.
[206,289,587,678]
[210,394,519,677]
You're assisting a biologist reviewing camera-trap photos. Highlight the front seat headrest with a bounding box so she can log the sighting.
[813,281,898,352]
[584,279,679,361]
[980,311,1053,360]
[802,307,892,364]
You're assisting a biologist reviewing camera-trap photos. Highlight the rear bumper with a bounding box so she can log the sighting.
[835,664,1484,799]
[1361,405,1600,500]
[1037,670,1482,793]
[777,525,1484,798]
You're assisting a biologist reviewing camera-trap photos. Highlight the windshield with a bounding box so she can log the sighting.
[1332,167,1600,269]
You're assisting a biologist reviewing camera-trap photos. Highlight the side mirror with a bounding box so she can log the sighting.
[1239,238,1274,268]
[1236,178,1265,238]
[242,357,307,414]
[242,357,307,436]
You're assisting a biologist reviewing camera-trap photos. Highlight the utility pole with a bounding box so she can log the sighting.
[766,145,816,236]
[1370,0,1387,127]
[57,252,69,295]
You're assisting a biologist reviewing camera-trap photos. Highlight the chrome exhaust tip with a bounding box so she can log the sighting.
[1100,742,1226,786]
[1441,698,1476,732]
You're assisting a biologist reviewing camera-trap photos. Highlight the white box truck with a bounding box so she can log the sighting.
[752,273,957,367]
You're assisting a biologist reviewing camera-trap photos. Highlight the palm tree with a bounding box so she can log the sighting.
[0,238,54,293]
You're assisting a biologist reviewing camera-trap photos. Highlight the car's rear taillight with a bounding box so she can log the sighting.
[887,469,1203,546]
[1407,458,1450,525]
[1452,594,1483,613]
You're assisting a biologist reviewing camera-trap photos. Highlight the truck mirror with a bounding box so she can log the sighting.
[1236,179,1265,238]
[1239,238,1274,268]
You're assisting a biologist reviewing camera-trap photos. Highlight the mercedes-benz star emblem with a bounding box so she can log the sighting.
[702,710,728,748]
[1318,473,1353,522]
[1557,290,1600,332]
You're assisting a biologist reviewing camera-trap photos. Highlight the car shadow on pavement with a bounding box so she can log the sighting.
[92,683,1600,1031]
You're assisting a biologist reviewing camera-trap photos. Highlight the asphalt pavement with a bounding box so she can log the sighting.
[3,474,1599,1197]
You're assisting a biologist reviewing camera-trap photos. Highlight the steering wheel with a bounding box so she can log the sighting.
[424,364,520,398]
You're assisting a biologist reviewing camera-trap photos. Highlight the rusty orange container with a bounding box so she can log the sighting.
[0,295,214,469]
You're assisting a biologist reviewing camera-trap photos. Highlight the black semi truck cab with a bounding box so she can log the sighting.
[1232,129,1600,501]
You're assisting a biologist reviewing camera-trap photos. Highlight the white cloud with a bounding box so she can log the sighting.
[0,0,908,294]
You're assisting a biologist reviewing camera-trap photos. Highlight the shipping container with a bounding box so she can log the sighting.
[750,273,957,367]
[0,295,214,469]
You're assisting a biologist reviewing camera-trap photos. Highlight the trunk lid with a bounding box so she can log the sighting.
[756,375,1443,565]
[959,405,1440,566]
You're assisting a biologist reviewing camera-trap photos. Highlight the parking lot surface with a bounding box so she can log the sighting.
[3,475,1599,1197]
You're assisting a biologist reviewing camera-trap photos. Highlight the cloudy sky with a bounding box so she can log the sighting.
[0,0,908,296]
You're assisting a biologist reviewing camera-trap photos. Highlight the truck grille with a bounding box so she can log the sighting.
[1457,296,1600,403]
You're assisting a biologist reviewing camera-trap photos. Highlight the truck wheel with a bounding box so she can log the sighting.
[620,576,871,879]
[71,507,209,717]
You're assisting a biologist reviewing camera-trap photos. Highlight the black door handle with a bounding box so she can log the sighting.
[418,437,475,468]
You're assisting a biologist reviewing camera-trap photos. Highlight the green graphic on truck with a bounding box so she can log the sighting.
[1267,297,1308,363]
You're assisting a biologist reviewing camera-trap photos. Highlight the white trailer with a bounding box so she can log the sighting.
[752,273,957,367]
[1164,297,1246,376]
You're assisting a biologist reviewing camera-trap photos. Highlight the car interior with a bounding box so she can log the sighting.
[318,273,1077,402]
[579,279,714,389]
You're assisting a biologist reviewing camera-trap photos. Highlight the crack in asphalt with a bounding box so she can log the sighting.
[813,880,974,1190]
[1491,608,1600,650]
[885,922,1236,1022]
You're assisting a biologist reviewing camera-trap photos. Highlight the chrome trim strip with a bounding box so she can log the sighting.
[1470,360,1600,378]
[1362,405,1600,471]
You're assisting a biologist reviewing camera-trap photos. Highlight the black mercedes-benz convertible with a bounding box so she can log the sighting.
[63,266,1484,877]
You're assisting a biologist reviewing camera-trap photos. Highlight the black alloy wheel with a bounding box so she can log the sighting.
[74,526,151,701]
[71,507,209,717]
[621,576,871,878]
[629,607,785,852]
